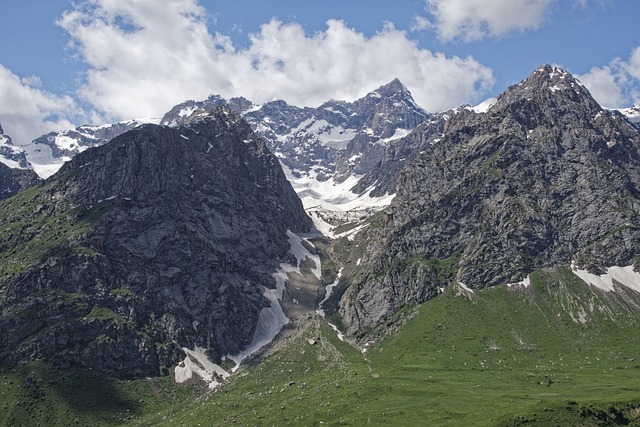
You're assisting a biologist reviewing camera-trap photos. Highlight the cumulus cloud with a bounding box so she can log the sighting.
[577,47,640,108]
[56,0,494,122]
[0,65,79,145]
[417,0,552,42]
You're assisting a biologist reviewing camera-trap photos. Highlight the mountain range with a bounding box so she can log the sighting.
[1,66,640,425]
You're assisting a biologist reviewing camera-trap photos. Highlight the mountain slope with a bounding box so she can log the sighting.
[0,107,311,378]
[336,65,640,337]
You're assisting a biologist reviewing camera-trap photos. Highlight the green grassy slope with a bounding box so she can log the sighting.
[2,266,640,426]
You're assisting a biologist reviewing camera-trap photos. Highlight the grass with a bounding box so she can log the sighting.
[3,265,640,426]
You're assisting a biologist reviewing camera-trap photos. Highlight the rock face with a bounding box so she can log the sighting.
[338,65,640,338]
[0,108,311,378]
[0,163,41,201]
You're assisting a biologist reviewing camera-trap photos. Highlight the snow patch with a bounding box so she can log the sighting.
[317,268,346,342]
[379,128,412,144]
[457,282,474,294]
[456,282,475,301]
[283,165,394,216]
[317,268,343,317]
[0,157,21,169]
[174,346,229,389]
[507,275,531,288]
[571,262,640,294]
[226,231,320,371]
[470,97,497,113]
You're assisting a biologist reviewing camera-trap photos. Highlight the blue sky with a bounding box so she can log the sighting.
[1,0,639,145]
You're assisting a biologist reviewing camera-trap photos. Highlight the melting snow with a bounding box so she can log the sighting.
[316,268,346,342]
[571,262,640,294]
[317,268,343,317]
[283,165,394,215]
[0,157,21,169]
[226,231,320,371]
[174,346,229,389]
[457,282,474,294]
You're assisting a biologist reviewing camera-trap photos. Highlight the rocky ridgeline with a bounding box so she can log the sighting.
[0,108,310,378]
[162,79,434,196]
[337,65,640,338]
[25,119,153,169]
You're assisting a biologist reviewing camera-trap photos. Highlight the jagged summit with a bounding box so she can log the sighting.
[365,78,412,100]
[160,95,255,127]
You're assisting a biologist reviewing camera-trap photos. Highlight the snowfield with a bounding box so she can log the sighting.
[571,262,640,294]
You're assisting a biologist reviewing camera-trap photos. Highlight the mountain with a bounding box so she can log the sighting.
[161,79,433,212]
[23,118,155,178]
[335,65,640,338]
[0,107,311,378]
[0,124,40,200]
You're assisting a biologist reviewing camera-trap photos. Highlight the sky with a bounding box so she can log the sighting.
[1,0,639,146]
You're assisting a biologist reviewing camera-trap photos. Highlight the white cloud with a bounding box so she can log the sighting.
[56,0,494,122]
[577,47,640,108]
[418,0,552,42]
[0,65,79,145]
[577,66,626,108]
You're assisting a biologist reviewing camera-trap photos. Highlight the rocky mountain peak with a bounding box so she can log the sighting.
[368,78,410,99]
[336,65,640,340]
[1,108,310,377]
[490,64,601,125]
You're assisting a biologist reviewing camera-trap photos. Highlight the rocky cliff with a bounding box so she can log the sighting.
[0,107,311,378]
[338,65,640,338]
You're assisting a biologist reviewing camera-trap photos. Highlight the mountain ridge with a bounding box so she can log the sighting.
[335,64,640,339]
